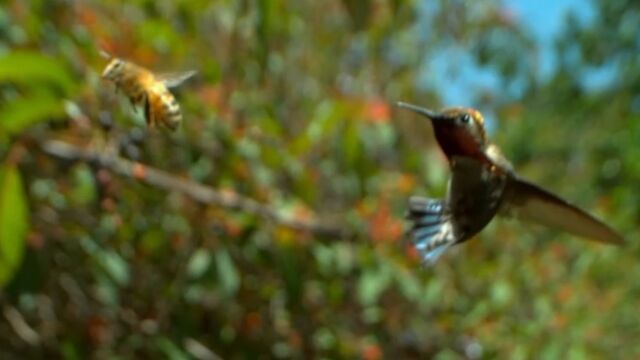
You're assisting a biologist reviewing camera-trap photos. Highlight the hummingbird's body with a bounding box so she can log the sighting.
[397,102,624,264]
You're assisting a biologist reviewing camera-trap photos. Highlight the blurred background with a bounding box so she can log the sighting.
[0,0,638,358]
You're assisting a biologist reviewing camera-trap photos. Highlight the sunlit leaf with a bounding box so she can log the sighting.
[490,280,513,307]
[187,248,212,279]
[0,165,28,287]
[0,95,66,135]
[156,337,190,360]
[97,250,130,287]
[0,51,76,94]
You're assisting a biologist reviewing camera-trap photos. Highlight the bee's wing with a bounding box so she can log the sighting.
[503,178,624,245]
[156,71,197,88]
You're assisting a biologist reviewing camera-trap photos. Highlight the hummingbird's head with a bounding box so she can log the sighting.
[396,101,489,162]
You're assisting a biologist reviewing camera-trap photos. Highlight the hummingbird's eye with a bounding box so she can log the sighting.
[461,114,471,124]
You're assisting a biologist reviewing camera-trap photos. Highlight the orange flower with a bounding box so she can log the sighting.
[363,99,390,123]
[368,198,404,244]
[361,343,383,360]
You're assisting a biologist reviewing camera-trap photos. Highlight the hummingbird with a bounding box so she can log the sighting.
[396,101,624,265]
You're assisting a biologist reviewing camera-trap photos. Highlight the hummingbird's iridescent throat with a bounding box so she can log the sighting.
[396,101,489,165]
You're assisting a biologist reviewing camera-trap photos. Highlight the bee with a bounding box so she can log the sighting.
[101,53,195,131]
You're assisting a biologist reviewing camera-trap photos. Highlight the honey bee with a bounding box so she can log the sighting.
[101,54,195,131]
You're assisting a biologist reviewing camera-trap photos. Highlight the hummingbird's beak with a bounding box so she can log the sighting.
[396,101,450,122]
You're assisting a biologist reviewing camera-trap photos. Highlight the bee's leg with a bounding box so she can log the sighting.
[129,87,145,113]
[129,97,137,112]
[143,93,153,127]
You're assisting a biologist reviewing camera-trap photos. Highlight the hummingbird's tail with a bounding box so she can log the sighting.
[406,196,456,265]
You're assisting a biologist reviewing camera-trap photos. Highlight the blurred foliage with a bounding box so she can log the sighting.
[0,165,28,287]
[0,0,638,358]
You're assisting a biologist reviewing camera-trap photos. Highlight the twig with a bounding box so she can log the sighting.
[184,338,224,360]
[3,306,40,346]
[39,140,347,237]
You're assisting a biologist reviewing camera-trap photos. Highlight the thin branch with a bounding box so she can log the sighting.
[3,306,40,346]
[39,140,347,238]
[184,338,224,360]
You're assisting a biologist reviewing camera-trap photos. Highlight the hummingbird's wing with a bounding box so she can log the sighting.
[406,196,457,265]
[503,178,624,245]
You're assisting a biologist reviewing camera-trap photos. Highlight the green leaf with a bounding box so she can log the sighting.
[357,266,391,306]
[0,95,66,135]
[0,51,76,94]
[97,250,130,287]
[290,100,343,155]
[155,337,190,360]
[0,165,28,287]
[70,164,97,206]
[137,20,183,54]
[187,248,212,279]
[343,122,360,167]
[490,280,513,307]
[215,249,240,296]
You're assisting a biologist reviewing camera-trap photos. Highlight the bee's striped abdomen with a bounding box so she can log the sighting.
[143,83,182,130]
[160,91,182,130]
